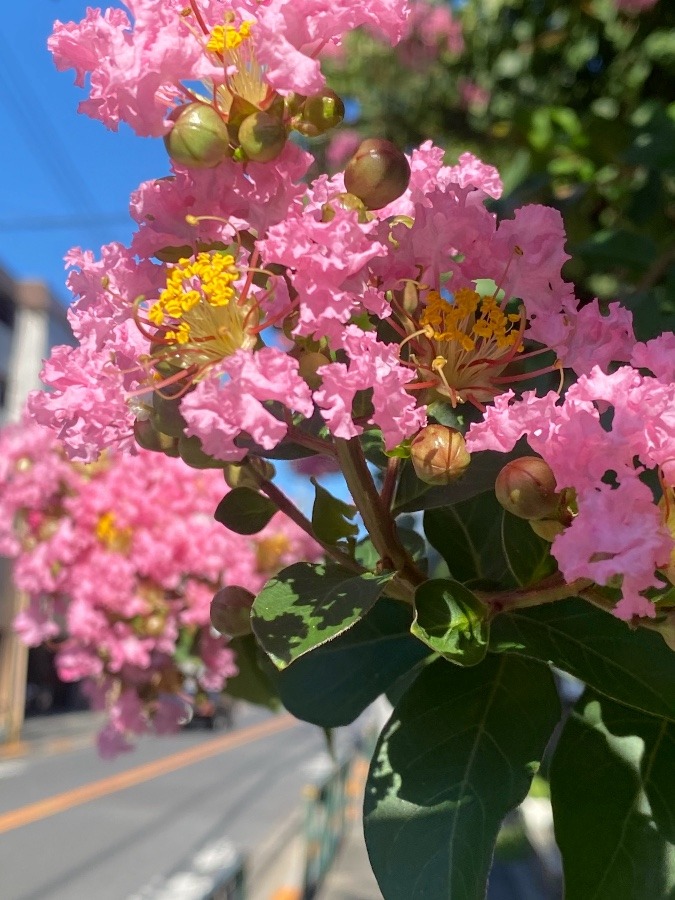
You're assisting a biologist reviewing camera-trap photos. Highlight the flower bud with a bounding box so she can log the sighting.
[237,111,287,162]
[224,459,275,489]
[298,351,330,389]
[529,518,566,542]
[163,103,231,169]
[344,139,411,210]
[133,418,180,456]
[320,192,370,224]
[151,393,187,439]
[297,89,345,136]
[210,586,255,637]
[495,457,559,520]
[410,425,471,486]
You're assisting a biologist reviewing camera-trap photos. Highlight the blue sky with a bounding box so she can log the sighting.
[3,1,170,306]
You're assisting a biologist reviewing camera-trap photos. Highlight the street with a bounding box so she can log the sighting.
[0,706,331,900]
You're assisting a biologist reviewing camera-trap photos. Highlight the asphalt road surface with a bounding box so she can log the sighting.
[0,706,332,900]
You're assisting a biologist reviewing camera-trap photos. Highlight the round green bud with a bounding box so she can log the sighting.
[151,393,187,439]
[224,458,276,489]
[344,138,411,210]
[133,418,178,455]
[238,112,287,163]
[529,518,566,542]
[495,456,560,520]
[210,586,255,637]
[297,89,345,136]
[163,103,232,169]
[320,192,370,224]
[410,425,471,486]
[298,351,330,389]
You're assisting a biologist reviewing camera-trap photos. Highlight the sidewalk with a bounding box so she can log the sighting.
[0,709,102,759]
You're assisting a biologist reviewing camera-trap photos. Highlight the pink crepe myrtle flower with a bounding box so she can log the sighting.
[466,366,675,619]
[0,421,321,755]
[314,325,427,449]
[49,0,409,136]
[181,347,314,461]
[631,332,675,384]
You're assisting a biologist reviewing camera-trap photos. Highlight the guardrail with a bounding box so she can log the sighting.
[302,757,351,898]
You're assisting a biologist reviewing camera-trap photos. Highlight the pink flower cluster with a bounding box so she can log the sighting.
[396,0,464,70]
[467,344,675,620]
[0,421,318,756]
[33,0,675,626]
[50,0,410,136]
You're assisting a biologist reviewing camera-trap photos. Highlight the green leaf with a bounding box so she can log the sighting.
[223,635,281,710]
[491,599,675,723]
[412,579,489,666]
[214,487,276,535]
[251,563,393,670]
[273,599,431,727]
[424,492,508,586]
[364,655,561,899]
[550,690,675,899]
[501,511,557,587]
[356,527,428,573]
[310,477,359,545]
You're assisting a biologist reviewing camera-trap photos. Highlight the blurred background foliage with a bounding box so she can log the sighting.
[322,0,675,341]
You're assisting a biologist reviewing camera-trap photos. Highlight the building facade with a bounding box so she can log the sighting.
[0,268,73,742]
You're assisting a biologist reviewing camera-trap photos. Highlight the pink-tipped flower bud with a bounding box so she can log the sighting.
[297,89,345,136]
[344,138,411,210]
[495,456,560,520]
[163,103,231,169]
[410,425,471,486]
[237,111,287,162]
[210,586,255,637]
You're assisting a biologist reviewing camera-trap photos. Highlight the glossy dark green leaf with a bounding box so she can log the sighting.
[501,511,557,587]
[550,690,675,899]
[223,635,280,710]
[424,491,508,586]
[310,477,359,544]
[214,487,276,534]
[412,579,489,666]
[251,563,393,669]
[274,599,431,727]
[491,599,675,723]
[364,655,560,900]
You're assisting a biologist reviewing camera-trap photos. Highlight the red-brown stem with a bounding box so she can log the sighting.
[244,463,365,575]
[334,437,424,600]
[380,457,400,512]
[479,575,594,616]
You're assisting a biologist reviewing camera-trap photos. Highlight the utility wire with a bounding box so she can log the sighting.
[0,30,110,245]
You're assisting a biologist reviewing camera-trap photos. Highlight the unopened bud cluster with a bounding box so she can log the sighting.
[164,88,347,169]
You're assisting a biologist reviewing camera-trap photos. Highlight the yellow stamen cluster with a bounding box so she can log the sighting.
[149,252,240,331]
[96,511,133,553]
[421,287,521,352]
[207,19,253,54]
[409,286,524,407]
[147,252,259,366]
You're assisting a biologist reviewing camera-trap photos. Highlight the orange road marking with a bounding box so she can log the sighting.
[0,714,296,835]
